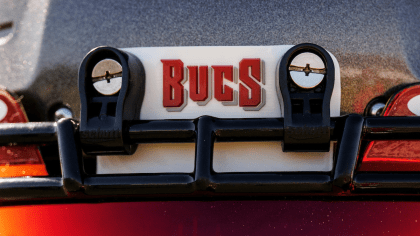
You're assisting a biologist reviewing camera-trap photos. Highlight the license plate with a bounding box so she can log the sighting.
[97,45,341,174]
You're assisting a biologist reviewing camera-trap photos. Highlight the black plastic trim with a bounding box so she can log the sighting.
[278,43,335,152]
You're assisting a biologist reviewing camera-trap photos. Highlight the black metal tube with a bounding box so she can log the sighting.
[211,173,331,193]
[127,120,196,142]
[214,118,284,140]
[126,118,339,142]
[0,177,66,199]
[364,117,420,140]
[0,122,57,145]
[194,116,214,191]
[84,174,195,195]
[2,115,420,200]
[353,173,420,192]
[57,119,83,192]
[333,115,364,190]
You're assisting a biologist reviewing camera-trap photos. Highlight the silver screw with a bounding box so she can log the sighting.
[370,102,385,116]
[0,21,14,46]
[289,52,326,89]
[91,59,123,95]
[54,107,73,121]
[0,99,8,121]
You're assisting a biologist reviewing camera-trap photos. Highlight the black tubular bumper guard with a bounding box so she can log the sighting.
[1,115,420,202]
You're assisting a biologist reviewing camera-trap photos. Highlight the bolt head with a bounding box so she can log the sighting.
[54,107,73,121]
[370,103,386,116]
[289,52,325,89]
[91,59,122,95]
[0,99,8,121]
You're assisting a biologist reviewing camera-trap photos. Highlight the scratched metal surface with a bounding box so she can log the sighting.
[0,0,419,120]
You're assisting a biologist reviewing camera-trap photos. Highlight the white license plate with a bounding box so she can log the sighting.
[97,45,341,174]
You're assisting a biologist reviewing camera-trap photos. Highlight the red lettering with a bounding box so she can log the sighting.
[239,58,261,107]
[161,59,184,107]
[161,58,265,110]
[188,66,209,102]
[213,66,234,101]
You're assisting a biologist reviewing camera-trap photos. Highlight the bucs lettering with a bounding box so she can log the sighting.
[161,58,265,111]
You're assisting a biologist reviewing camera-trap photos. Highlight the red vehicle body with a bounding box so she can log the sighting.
[1,0,420,235]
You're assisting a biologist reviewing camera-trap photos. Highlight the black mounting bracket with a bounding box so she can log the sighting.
[278,43,335,152]
[78,47,145,155]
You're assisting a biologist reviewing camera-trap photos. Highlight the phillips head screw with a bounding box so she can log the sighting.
[288,52,326,89]
[91,59,123,95]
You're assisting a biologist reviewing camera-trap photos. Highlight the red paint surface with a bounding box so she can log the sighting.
[0,90,47,177]
[1,201,420,235]
[383,85,420,117]
[359,84,420,172]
